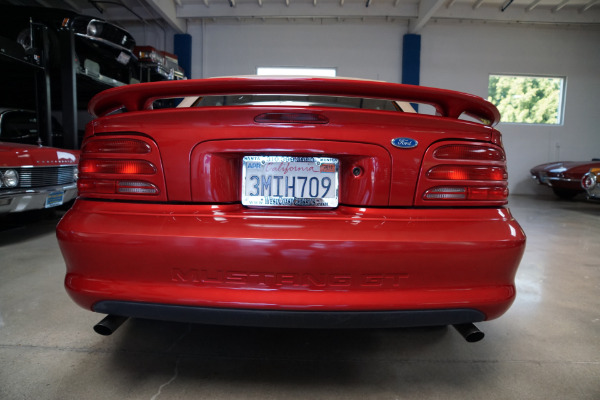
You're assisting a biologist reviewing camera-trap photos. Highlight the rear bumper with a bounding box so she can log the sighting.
[57,200,526,325]
[94,301,485,329]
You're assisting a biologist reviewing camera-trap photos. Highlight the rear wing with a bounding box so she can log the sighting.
[88,76,501,126]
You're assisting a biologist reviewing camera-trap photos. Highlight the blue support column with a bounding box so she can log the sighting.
[402,33,421,111]
[402,34,421,86]
[174,34,192,79]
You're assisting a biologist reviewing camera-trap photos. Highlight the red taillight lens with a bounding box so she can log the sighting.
[80,159,156,175]
[581,172,597,190]
[82,139,151,154]
[78,179,116,194]
[427,165,507,181]
[78,136,164,199]
[433,145,505,161]
[467,186,509,200]
[417,141,508,206]
[424,186,508,201]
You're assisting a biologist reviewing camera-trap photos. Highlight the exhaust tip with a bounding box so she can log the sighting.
[93,315,129,336]
[453,323,485,343]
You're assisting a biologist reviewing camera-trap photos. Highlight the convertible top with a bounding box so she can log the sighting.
[88,76,500,126]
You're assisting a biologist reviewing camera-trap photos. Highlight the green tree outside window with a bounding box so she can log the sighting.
[488,75,565,125]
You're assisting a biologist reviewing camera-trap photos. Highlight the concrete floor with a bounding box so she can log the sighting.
[0,195,598,400]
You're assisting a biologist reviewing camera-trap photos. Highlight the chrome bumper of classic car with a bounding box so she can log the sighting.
[0,184,77,213]
[531,174,579,187]
[585,185,600,200]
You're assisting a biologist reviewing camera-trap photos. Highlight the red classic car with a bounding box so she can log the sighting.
[56,77,526,342]
[0,108,79,214]
[530,160,600,199]
[0,141,78,213]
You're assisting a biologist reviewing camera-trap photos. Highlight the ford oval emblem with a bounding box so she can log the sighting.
[391,137,418,149]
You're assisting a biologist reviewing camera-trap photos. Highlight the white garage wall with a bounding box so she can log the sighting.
[187,20,406,82]
[181,19,599,195]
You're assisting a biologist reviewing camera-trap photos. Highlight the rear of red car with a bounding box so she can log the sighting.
[57,77,525,337]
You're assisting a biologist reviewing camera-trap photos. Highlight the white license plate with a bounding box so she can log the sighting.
[242,156,339,208]
[45,191,64,208]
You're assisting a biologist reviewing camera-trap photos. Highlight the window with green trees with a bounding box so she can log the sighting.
[488,75,565,125]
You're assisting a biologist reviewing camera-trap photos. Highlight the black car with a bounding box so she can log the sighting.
[0,6,138,87]
[0,108,70,147]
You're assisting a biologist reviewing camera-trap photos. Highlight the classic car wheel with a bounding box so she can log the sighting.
[552,187,579,199]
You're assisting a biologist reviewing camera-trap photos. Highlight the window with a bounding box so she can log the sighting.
[192,95,400,111]
[257,67,336,77]
[488,75,565,125]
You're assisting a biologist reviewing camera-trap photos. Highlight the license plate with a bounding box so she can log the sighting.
[45,191,64,208]
[242,156,339,208]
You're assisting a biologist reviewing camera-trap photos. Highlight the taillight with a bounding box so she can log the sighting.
[433,144,505,161]
[117,180,160,194]
[581,170,598,190]
[423,186,509,201]
[78,136,166,200]
[416,141,508,206]
[82,138,151,154]
[427,165,507,181]
[80,159,156,175]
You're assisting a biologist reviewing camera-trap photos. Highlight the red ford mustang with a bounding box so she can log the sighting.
[56,77,526,342]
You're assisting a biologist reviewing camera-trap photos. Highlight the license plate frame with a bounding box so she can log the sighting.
[242,155,339,208]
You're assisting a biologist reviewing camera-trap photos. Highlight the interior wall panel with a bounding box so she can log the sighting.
[188,20,407,83]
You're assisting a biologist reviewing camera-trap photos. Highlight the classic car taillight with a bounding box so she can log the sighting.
[78,137,166,200]
[581,169,598,190]
[416,140,509,206]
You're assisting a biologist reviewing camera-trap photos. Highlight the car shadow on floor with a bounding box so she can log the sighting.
[0,209,66,246]
[100,318,488,394]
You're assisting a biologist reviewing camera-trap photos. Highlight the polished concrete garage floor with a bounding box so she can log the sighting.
[1,195,598,399]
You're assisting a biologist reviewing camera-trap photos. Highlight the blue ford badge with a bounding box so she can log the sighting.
[391,137,418,149]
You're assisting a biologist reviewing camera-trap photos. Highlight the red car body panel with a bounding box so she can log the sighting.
[0,141,77,166]
[58,200,524,320]
[57,77,525,329]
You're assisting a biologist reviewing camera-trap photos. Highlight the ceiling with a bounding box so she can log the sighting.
[2,0,599,34]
